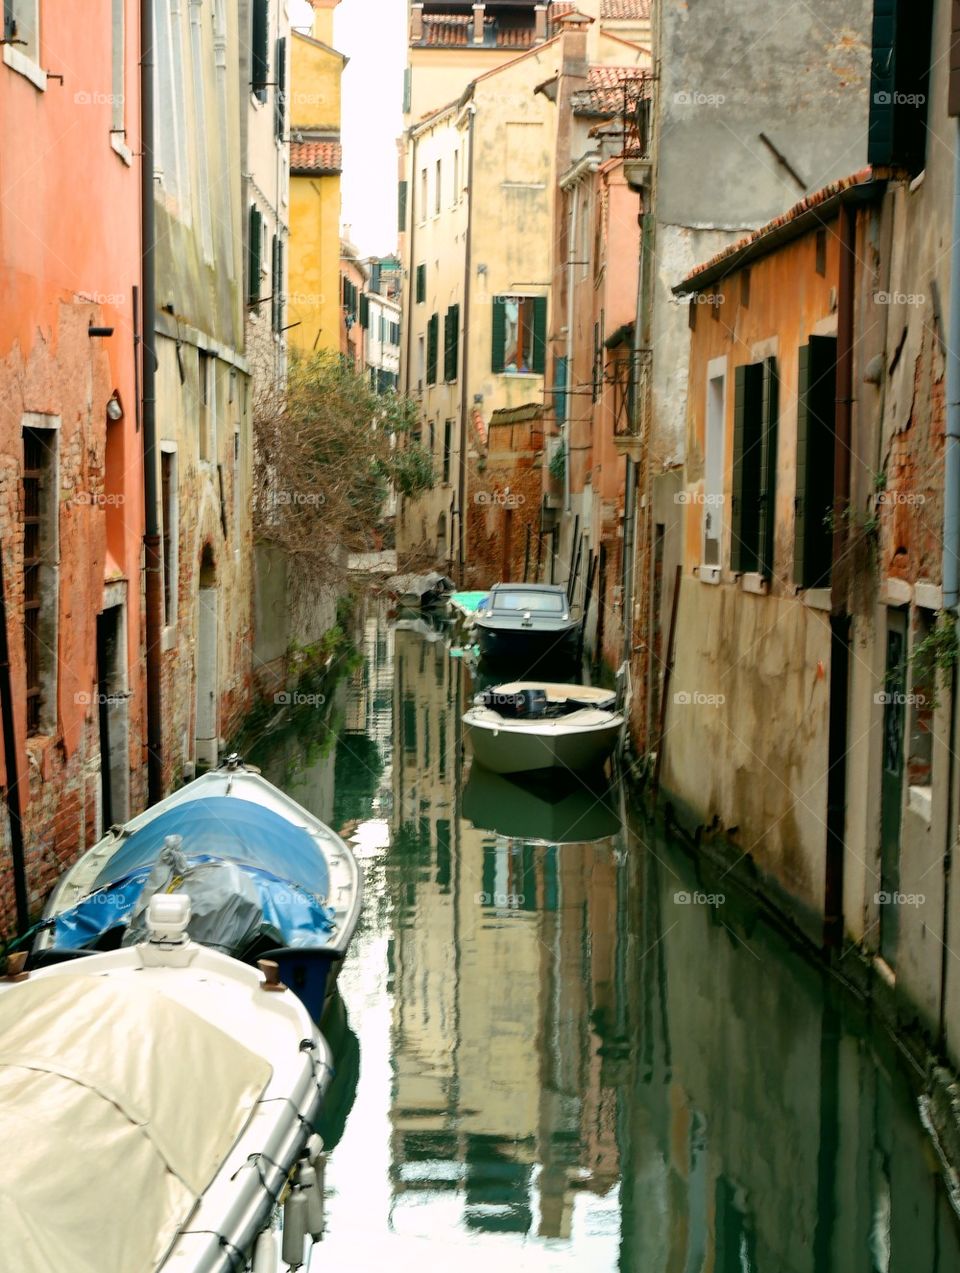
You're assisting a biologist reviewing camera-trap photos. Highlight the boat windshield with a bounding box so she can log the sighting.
[492,591,565,613]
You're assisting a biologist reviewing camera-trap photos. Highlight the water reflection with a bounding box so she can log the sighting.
[252,601,960,1271]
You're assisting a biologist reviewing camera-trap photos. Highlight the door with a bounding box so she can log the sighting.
[879,610,907,966]
[196,586,219,770]
[96,604,129,830]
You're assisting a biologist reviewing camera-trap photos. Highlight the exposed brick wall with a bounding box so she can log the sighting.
[464,416,545,588]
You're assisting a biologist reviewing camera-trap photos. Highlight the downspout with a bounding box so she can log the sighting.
[141,0,163,803]
[824,200,856,949]
[0,550,28,935]
[938,120,960,1040]
[563,183,577,515]
[402,129,419,399]
[457,100,476,580]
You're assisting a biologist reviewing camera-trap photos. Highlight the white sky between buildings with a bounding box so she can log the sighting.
[291,0,406,258]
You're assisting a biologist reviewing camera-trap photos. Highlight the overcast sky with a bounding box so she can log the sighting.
[292,0,406,257]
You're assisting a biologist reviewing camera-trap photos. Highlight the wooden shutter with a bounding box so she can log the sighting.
[532,297,547,374]
[492,297,506,373]
[757,357,779,579]
[427,313,438,384]
[794,337,837,587]
[275,237,284,332]
[416,264,426,304]
[247,205,261,307]
[252,0,269,101]
[730,362,763,574]
[275,37,286,140]
[271,234,279,331]
[398,181,408,231]
[444,304,459,382]
[553,355,568,422]
[360,294,370,329]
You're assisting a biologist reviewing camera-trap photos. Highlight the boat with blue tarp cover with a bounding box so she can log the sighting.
[31,755,362,1022]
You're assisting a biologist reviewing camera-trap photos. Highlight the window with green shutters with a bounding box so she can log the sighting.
[271,235,284,333]
[426,313,439,385]
[492,296,546,375]
[553,355,568,422]
[251,0,268,102]
[444,304,460,382]
[359,294,370,329]
[415,264,426,304]
[274,36,286,140]
[794,337,838,588]
[867,0,933,176]
[247,204,261,307]
[730,357,779,577]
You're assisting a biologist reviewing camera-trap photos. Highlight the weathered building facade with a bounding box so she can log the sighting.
[0,0,145,934]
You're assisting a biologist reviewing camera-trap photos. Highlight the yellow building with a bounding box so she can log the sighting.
[287,0,346,354]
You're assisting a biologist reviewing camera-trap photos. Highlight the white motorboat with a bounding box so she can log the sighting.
[0,895,331,1272]
[463,681,624,775]
[33,756,362,1022]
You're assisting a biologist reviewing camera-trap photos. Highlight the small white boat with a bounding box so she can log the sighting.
[0,895,331,1272]
[463,681,624,775]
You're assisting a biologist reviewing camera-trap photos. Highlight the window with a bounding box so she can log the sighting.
[360,294,370,330]
[415,263,426,304]
[793,337,837,588]
[398,180,408,230]
[730,358,778,578]
[492,296,546,375]
[21,423,58,737]
[420,167,427,221]
[553,355,568,423]
[161,447,178,628]
[3,0,40,73]
[251,0,268,101]
[426,313,439,385]
[703,369,725,568]
[453,149,459,204]
[443,304,460,382]
[417,335,425,391]
[274,35,286,140]
[443,419,452,484]
[868,0,933,176]
[198,351,214,461]
[271,234,284,333]
[247,205,262,307]
[435,159,442,215]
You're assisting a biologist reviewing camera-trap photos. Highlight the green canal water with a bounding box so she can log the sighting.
[247,605,960,1272]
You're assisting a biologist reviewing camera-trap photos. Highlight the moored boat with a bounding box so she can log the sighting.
[33,755,362,1022]
[473,583,581,671]
[463,681,624,775]
[1,895,331,1272]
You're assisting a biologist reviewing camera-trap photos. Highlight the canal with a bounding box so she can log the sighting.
[247,602,960,1272]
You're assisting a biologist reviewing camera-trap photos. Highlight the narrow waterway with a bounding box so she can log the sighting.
[248,602,960,1272]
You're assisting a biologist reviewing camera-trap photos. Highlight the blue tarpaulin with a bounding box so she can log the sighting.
[92,797,331,898]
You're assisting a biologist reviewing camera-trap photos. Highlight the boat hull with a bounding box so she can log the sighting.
[474,620,580,670]
[464,712,622,775]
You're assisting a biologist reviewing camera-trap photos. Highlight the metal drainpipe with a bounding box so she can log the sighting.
[457,102,476,580]
[622,200,647,670]
[141,0,164,804]
[402,130,419,401]
[939,120,960,1042]
[563,183,577,516]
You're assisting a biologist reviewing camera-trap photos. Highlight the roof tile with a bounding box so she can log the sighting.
[290,140,342,175]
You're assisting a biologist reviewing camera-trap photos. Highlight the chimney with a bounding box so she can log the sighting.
[473,3,485,44]
[309,0,340,47]
[535,4,548,42]
[410,2,423,42]
[557,12,591,79]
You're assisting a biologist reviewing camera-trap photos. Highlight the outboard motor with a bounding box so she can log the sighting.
[481,688,548,719]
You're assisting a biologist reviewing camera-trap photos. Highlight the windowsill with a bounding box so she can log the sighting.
[110,133,133,166]
[697,565,721,584]
[908,784,933,823]
[3,45,46,91]
[740,572,768,596]
[499,372,542,380]
[803,587,832,612]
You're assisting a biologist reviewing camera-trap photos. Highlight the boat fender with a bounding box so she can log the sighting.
[306,1133,324,1166]
[281,1187,307,1269]
[298,1161,325,1240]
[252,1229,279,1273]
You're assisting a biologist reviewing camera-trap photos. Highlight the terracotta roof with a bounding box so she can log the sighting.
[418,14,536,49]
[600,0,649,18]
[676,168,884,293]
[290,140,342,174]
[572,66,650,116]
